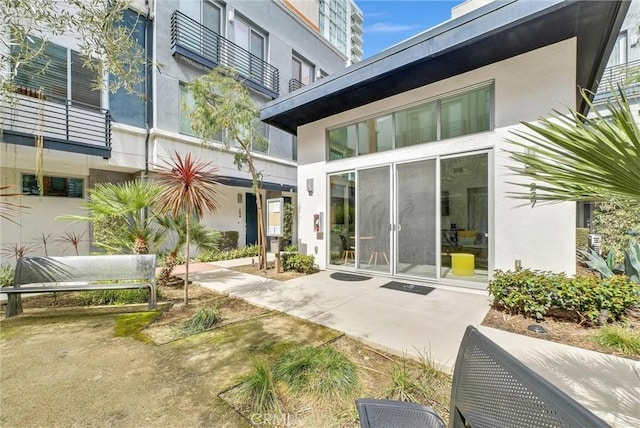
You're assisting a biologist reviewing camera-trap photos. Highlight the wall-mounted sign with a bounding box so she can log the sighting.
[266,197,284,237]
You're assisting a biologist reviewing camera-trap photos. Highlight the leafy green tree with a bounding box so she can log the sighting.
[155,152,221,305]
[156,214,220,288]
[507,88,640,204]
[60,180,164,255]
[186,66,269,270]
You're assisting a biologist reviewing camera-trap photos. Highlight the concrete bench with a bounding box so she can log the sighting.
[356,325,606,427]
[1,255,157,318]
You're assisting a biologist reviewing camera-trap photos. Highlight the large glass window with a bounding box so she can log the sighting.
[327,84,492,161]
[12,37,101,108]
[440,153,488,282]
[109,9,147,128]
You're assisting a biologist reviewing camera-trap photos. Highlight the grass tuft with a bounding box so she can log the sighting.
[274,346,360,401]
[595,325,640,355]
[241,360,282,414]
[181,307,222,335]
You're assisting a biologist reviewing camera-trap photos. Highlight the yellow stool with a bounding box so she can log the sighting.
[451,253,475,276]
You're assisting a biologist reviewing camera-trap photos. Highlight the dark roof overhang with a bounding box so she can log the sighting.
[261,0,629,135]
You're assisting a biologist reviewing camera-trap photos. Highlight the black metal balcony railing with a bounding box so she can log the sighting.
[598,59,640,93]
[288,78,305,93]
[171,10,280,98]
[0,90,112,158]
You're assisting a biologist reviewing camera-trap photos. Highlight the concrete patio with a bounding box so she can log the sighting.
[186,258,640,427]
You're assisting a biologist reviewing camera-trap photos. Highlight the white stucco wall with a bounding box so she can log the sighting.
[296,38,578,277]
[1,147,93,261]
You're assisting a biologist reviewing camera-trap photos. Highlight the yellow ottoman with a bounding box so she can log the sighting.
[452,253,475,276]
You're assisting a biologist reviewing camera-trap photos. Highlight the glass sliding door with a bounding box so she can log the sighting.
[329,172,356,267]
[357,166,391,273]
[440,153,489,282]
[395,160,437,279]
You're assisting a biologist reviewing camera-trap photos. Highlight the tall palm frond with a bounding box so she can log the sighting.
[59,180,164,254]
[0,185,29,225]
[154,152,221,304]
[506,87,640,203]
[156,214,220,287]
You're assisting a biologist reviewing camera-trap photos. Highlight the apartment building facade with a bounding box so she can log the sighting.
[1,0,346,257]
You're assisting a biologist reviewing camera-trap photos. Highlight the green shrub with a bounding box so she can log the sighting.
[181,307,222,334]
[219,231,240,252]
[80,287,161,306]
[284,244,298,253]
[197,244,259,262]
[281,253,316,273]
[0,264,14,287]
[274,346,360,400]
[595,325,640,355]
[488,269,639,323]
[576,228,589,252]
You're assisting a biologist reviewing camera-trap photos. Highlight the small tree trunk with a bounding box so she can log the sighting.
[184,211,190,305]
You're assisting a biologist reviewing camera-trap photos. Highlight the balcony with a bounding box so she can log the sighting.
[0,90,111,158]
[288,78,305,93]
[171,10,280,99]
[597,59,640,94]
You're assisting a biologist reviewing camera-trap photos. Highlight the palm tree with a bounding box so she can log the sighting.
[156,214,220,287]
[155,152,221,304]
[59,180,164,254]
[507,88,640,203]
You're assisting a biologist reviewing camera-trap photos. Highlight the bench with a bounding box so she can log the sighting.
[1,255,157,318]
[356,325,607,428]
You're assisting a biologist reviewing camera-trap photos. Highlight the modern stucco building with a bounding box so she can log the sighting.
[261,0,629,289]
[1,0,347,258]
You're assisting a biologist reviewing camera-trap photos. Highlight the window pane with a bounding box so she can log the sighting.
[329,172,356,267]
[12,37,67,100]
[109,9,146,127]
[395,102,437,147]
[441,86,491,139]
[71,51,101,108]
[21,174,83,198]
[328,125,356,160]
[203,1,221,34]
[180,84,195,135]
[180,84,222,141]
[440,153,488,282]
[358,115,392,155]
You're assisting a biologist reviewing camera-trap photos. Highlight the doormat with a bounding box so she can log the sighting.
[380,281,435,296]
[330,272,372,282]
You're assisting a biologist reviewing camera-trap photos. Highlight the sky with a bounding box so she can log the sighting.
[356,0,466,59]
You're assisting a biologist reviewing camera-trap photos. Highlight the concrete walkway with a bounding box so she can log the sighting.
[186,262,640,427]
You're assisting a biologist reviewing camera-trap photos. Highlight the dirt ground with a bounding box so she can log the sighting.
[0,282,451,427]
[481,261,640,360]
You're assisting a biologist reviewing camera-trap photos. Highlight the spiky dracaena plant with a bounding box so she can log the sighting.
[156,214,220,287]
[506,87,640,204]
[154,152,221,304]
